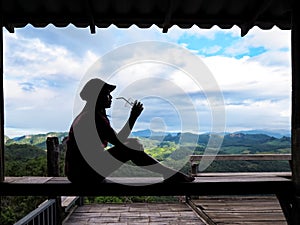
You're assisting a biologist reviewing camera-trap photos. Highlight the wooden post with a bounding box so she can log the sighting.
[191,163,198,176]
[46,137,60,177]
[0,16,4,182]
[46,136,62,225]
[291,0,300,224]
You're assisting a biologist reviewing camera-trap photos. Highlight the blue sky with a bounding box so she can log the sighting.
[3,25,291,137]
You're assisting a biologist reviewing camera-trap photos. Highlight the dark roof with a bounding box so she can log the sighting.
[1,0,292,36]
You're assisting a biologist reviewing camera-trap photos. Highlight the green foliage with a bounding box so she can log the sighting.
[5,144,46,161]
[220,134,291,154]
[5,144,47,176]
[1,143,63,224]
[1,196,47,225]
[203,161,290,172]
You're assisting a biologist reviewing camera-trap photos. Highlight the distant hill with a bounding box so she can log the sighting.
[5,132,68,149]
[132,129,290,139]
[234,129,290,138]
[131,129,177,138]
[4,129,291,153]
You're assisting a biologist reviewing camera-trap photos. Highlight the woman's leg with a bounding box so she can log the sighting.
[108,138,194,182]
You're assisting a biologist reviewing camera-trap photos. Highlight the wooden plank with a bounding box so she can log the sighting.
[64,203,206,225]
[61,196,79,208]
[4,177,24,182]
[210,214,286,224]
[0,175,293,196]
[47,177,72,183]
[216,222,286,225]
[194,172,291,177]
[190,154,291,162]
[193,175,290,182]
[11,176,52,183]
[194,203,283,212]
[189,195,288,225]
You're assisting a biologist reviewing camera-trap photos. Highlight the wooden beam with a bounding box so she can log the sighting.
[291,1,300,224]
[292,0,300,192]
[190,154,292,162]
[0,17,4,182]
[240,0,273,37]
[0,176,293,196]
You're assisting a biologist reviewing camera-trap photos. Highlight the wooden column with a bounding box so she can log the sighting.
[46,137,60,177]
[0,19,4,182]
[291,0,300,224]
[292,0,300,193]
[46,136,62,225]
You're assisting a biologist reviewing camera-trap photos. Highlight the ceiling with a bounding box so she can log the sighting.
[1,0,292,36]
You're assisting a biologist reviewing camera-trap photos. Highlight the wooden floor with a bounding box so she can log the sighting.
[63,202,206,225]
[63,195,287,225]
[189,195,287,225]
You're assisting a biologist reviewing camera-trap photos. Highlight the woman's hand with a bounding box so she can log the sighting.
[130,100,144,119]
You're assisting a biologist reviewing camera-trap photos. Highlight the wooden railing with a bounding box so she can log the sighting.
[189,153,292,175]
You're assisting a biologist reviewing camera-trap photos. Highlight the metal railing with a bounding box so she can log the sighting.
[14,199,57,225]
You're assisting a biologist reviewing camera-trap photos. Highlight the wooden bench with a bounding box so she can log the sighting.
[0,175,292,196]
[0,154,293,196]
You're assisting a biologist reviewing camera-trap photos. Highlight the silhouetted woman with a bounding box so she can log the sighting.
[65,78,195,183]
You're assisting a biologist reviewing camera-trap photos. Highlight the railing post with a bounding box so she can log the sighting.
[46,136,62,225]
[191,163,198,176]
[46,137,60,177]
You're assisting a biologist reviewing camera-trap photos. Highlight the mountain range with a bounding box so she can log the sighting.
[132,129,291,139]
[4,129,291,150]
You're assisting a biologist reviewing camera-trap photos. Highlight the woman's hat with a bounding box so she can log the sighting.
[80,78,116,101]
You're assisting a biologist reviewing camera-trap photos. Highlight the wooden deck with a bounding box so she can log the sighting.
[63,195,287,225]
[0,173,292,196]
[188,195,288,225]
[63,202,206,225]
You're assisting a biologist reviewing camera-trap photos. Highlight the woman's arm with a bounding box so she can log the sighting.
[117,100,144,142]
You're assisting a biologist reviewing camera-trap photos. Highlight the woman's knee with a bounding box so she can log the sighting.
[125,138,144,151]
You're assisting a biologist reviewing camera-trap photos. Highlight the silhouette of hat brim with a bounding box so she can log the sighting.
[80,78,116,101]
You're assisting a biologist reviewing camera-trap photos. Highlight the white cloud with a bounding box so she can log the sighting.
[4,31,98,81]
[3,26,292,137]
[202,45,222,54]
[203,55,291,98]
[3,31,100,136]
[225,99,291,131]
[224,27,291,56]
[246,26,291,50]
[167,25,240,41]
